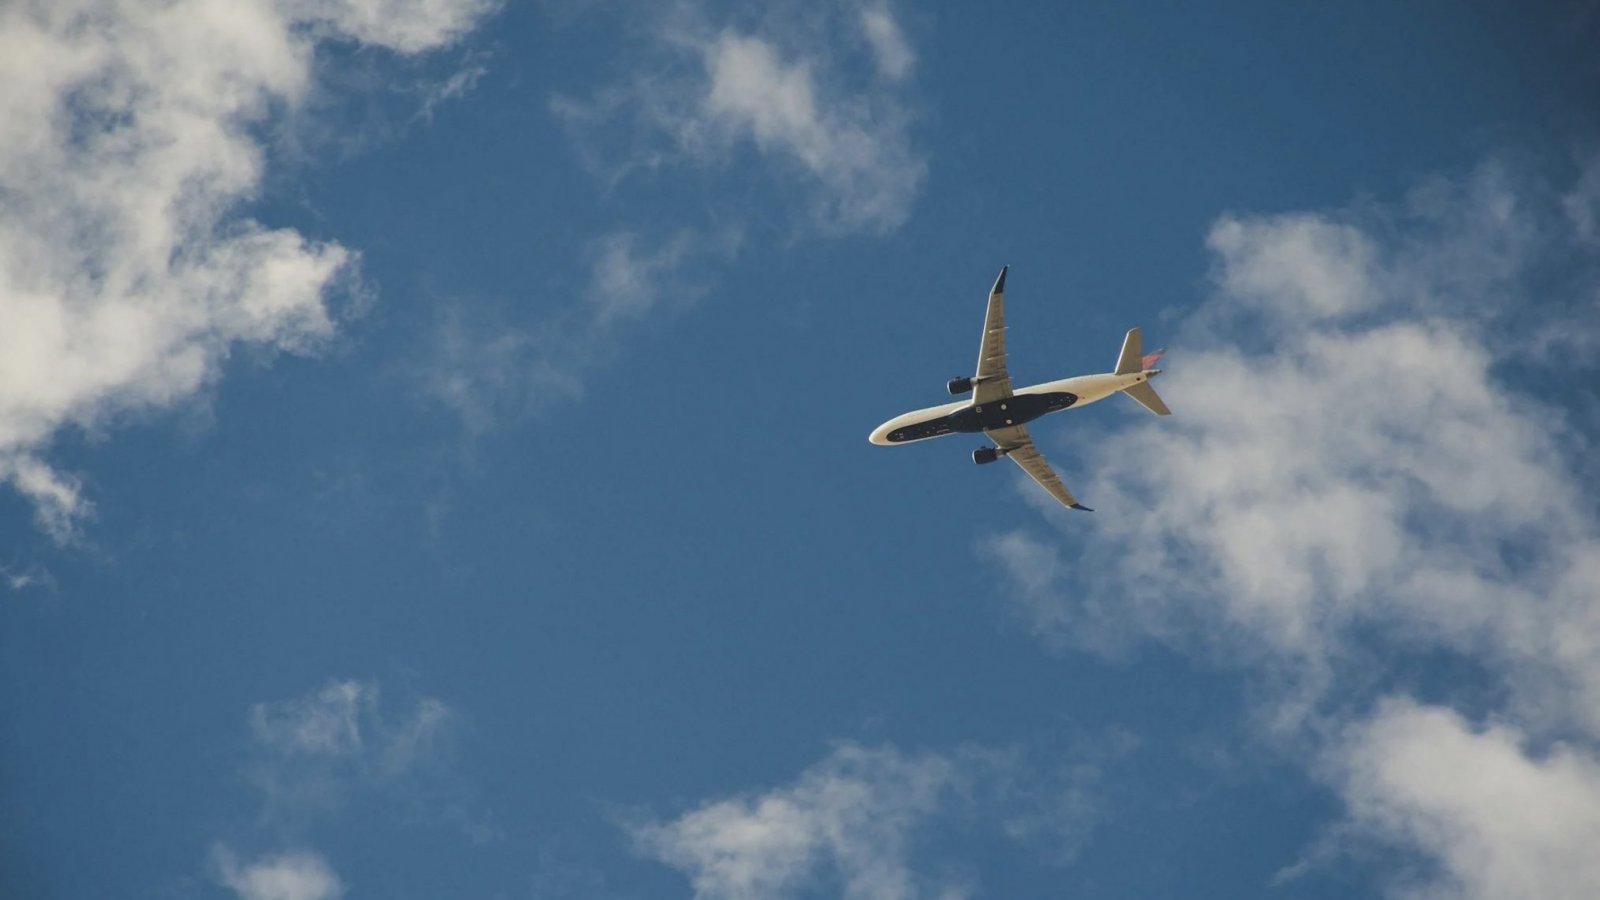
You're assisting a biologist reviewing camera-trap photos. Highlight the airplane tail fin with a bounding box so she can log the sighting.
[1115,328,1171,415]
[1114,327,1144,375]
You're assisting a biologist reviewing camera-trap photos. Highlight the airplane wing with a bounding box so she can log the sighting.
[986,424,1092,511]
[973,266,1013,405]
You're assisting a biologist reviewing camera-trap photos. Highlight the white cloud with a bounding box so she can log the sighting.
[692,26,923,234]
[633,739,1125,899]
[633,744,958,900]
[502,2,916,433]
[1206,214,1379,323]
[1335,699,1600,900]
[0,0,494,539]
[987,160,1600,692]
[250,679,380,758]
[215,847,345,900]
[980,157,1600,895]
[554,2,925,234]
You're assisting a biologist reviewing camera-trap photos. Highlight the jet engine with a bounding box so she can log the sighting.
[947,376,973,395]
[972,446,1001,465]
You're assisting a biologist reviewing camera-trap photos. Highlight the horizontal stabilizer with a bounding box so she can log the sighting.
[1114,327,1144,375]
[1123,381,1171,416]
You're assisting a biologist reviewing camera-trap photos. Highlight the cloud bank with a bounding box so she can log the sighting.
[1334,698,1600,899]
[982,156,1600,896]
[0,0,494,539]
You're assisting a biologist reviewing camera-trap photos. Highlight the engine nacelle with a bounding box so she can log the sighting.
[972,446,1001,465]
[947,376,973,395]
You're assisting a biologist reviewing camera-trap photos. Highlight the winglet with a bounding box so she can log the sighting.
[1070,503,1094,512]
[991,265,1008,295]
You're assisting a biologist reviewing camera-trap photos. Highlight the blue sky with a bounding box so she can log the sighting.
[3,1,1599,898]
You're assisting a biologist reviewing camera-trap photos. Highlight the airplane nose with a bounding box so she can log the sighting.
[868,418,899,445]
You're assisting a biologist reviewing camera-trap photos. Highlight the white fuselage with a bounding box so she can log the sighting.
[868,370,1157,446]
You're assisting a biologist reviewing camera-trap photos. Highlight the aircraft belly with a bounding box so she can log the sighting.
[875,393,1076,444]
[951,391,1077,433]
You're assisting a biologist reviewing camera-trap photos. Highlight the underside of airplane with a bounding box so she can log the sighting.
[869,266,1170,511]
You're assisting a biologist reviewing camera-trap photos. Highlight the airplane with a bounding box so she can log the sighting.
[868,266,1170,511]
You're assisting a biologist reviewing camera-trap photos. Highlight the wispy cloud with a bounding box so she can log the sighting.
[0,0,495,540]
[553,1,925,235]
[980,156,1600,895]
[860,4,916,82]
[420,304,582,436]
[0,560,54,593]
[588,230,716,325]
[428,1,923,435]
[631,738,1127,899]
[413,50,494,125]
[215,678,490,896]
[244,678,475,826]
[419,226,740,433]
